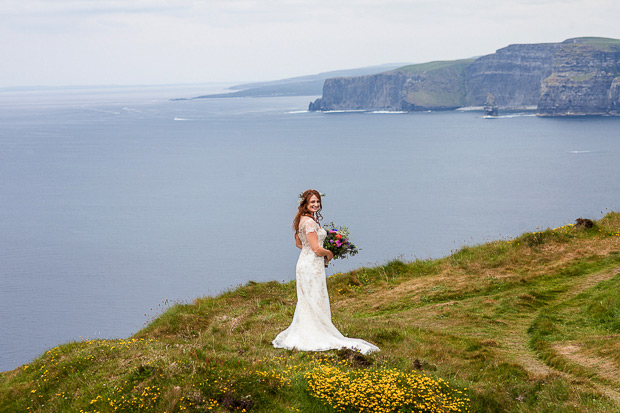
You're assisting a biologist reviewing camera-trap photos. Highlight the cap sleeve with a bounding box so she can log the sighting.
[300,218,318,235]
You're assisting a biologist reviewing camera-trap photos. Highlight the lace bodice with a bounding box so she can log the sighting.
[298,217,326,250]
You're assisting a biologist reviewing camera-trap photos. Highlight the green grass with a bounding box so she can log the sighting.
[396,59,476,75]
[529,269,620,381]
[392,59,475,108]
[560,38,620,57]
[2,212,620,412]
[566,37,620,46]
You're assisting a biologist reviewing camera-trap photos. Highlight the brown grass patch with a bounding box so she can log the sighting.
[552,341,620,385]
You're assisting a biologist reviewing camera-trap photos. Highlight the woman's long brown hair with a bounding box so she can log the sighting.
[293,189,323,234]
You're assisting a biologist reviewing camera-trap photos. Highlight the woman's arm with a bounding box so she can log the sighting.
[294,232,302,249]
[306,231,334,262]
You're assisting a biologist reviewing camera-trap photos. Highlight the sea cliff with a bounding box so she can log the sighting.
[309,60,471,112]
[538,39,620,115]
[309,37,620,116]
[465,42,559,108]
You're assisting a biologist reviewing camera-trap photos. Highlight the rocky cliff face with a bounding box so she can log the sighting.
[309,72,412,111]
[538,40,620,115]
[309,60,471,112]
[465,43,559,107]
[610,77,620,115]
[309,37,620,116]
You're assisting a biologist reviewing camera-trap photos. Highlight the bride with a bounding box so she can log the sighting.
[272,189,380,355]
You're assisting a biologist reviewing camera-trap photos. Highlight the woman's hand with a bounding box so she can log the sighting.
[325,251,334,265]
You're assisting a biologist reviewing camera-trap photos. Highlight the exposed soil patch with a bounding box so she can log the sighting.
[552,342,620,386]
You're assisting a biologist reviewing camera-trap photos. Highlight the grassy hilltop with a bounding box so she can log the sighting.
[2,213,620,412]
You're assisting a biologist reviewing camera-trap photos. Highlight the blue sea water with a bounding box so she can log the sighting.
[1,84,619,372]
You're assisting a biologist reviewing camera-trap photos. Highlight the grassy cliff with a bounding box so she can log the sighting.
[2,213,620,412]
[395,59,475,108]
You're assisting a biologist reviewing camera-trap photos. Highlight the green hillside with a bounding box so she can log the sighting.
[565,37,620,47]
[393,59,475,108]
[2,213,620,412]
[396,59,476,75]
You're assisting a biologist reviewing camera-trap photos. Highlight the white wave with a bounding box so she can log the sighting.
[569,150,593,154]
[82,107,121,115]
[321,109,367,113]
[460,105,537,111]
[287,110,308,114]
[483,113,537,119]
[368,110,408,114]
[457,106,484,111]
[122,107,143,114]
[173,116,193,121]
[501,113,536,118]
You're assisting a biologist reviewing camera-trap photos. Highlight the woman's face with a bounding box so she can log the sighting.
[308,195,321,214]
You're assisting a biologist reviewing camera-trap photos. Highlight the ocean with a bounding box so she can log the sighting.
[1,84,619,372]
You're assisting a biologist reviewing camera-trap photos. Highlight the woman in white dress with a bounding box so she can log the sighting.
[272,189,379,355]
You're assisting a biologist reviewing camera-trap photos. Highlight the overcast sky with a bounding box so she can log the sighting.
[1,0,618,87]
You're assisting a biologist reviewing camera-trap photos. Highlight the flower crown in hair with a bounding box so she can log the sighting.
[298,192,326,204]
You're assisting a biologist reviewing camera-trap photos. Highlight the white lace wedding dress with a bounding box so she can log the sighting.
[272,217,380,355]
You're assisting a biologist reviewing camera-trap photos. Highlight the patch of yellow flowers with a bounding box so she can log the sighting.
[305,364,469,412]
[254,370,290,388]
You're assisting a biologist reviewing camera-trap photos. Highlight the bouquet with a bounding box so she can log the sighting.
[323,222,359,267]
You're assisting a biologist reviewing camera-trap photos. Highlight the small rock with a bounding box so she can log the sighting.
[575,218,594,229]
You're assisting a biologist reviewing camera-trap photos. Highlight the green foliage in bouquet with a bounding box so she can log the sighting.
[323,222,359,260]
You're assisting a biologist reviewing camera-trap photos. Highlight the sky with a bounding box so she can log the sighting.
[1,0,619,88]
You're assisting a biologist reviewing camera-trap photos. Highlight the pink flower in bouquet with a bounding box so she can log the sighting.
[323,222,359,265]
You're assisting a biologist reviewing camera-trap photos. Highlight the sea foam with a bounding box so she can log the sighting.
[368,110,407,114]
[321,109,367,113]
[483,113,537,119]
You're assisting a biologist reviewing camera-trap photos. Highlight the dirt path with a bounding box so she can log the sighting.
[509,266,620,403]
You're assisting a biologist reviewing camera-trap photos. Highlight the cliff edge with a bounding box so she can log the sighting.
[309,60,472,112]
[3,213,620,411]
[309,37,620,116]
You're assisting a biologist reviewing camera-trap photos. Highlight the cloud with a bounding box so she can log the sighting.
[0,0,190,14]
[1,0,619,87]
